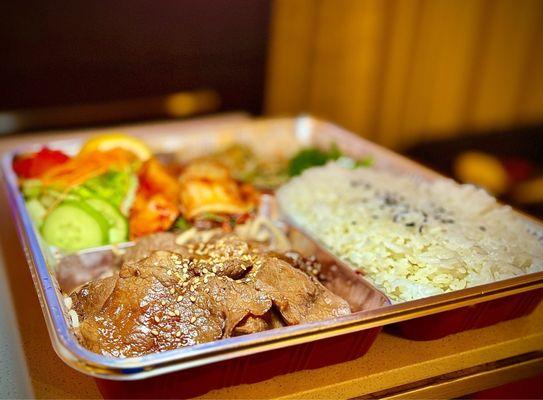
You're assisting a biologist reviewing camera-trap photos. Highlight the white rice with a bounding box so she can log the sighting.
[277,163,543,302]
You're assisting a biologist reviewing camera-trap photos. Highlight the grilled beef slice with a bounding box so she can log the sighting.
[71,233,350,357]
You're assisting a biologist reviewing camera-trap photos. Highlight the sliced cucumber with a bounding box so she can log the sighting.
[120,173,139,216]
[26,198,46,228]
[41,201,109,251]
[85,197,128,244]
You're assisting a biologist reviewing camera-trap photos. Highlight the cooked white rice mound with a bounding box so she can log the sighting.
[277,163,543,302]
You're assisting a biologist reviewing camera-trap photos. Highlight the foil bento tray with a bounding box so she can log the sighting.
[2,116,543,388]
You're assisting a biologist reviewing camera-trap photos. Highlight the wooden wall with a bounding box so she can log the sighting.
[265,0,543,149]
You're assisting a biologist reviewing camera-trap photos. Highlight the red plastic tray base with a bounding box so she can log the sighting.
[388,288,543,341]
[96,326,381,399]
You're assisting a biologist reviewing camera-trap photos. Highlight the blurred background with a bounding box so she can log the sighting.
[2,0,543,216]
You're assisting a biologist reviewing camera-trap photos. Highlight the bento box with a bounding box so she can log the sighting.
[3,116,543,398]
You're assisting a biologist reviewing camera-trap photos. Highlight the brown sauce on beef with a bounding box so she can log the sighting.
[71,233,351,357]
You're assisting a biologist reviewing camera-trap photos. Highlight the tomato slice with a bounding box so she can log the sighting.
[13,148,70,179]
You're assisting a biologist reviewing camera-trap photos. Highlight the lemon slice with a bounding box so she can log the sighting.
[80,133,152,160]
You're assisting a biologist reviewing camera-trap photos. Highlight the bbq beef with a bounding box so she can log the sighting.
[71,275,117,320]
[71,233,350,357]
[232,311,285,336]
[122,232,189,262]
[249,257,351,324]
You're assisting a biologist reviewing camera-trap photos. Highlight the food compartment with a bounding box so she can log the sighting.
[56,226,389,398]
[277,120,543,339]
[57,223,390,330]
[6,117,375,256]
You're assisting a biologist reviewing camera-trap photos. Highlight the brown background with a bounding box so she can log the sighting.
[1,1,270,114]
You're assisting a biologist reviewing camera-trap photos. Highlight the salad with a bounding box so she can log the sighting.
[13,132,370,253]
[14,134,174,251]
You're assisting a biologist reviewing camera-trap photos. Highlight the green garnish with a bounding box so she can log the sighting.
[288,144,371,176]
[200,212,226,223]
[79,169,136,209]
[172,216,192,232]
[288,147,340,177]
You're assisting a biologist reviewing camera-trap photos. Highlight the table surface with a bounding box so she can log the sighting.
[1,116,542,399]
